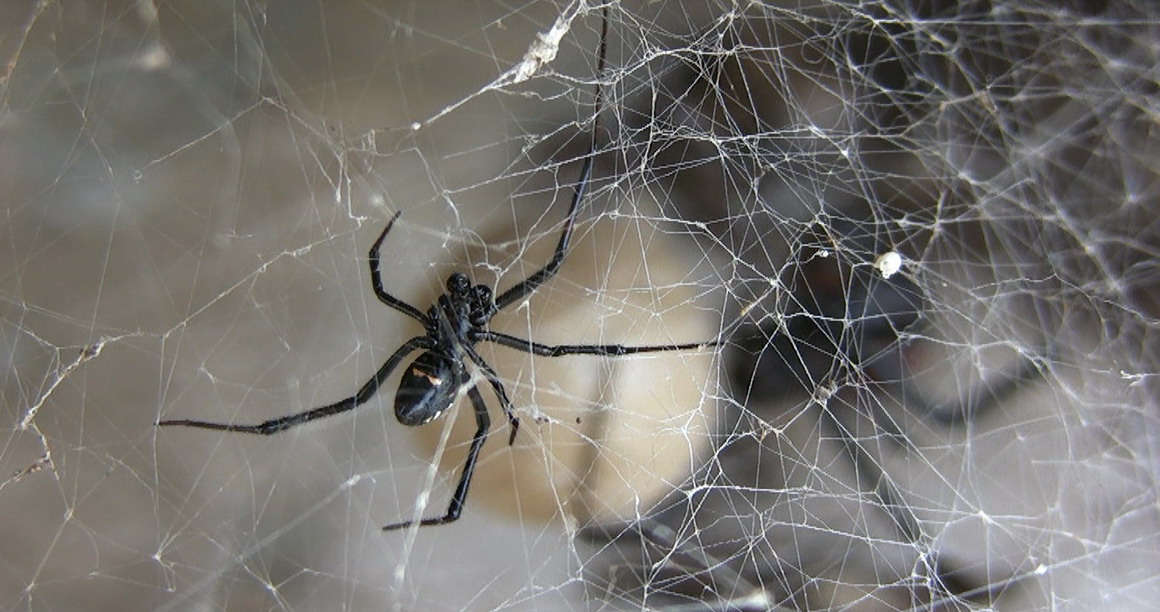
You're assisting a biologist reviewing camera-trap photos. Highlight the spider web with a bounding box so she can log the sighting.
[2,1,1159,610]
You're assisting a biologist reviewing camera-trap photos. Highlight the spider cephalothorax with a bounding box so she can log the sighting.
[396,274,499,428]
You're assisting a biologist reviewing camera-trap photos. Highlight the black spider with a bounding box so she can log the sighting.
[158,7,719,531]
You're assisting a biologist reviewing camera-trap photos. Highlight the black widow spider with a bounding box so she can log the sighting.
[158,6,719,531]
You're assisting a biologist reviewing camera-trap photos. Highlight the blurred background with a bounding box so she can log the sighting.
[2,1,1158,610]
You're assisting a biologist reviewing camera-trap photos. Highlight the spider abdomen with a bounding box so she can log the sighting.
[395,351,464,427]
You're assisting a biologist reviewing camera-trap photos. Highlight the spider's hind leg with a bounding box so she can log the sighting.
[464,345,521,445]
[383,384,491,530]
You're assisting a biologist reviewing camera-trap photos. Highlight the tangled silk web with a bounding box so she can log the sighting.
[2,1,1158,610]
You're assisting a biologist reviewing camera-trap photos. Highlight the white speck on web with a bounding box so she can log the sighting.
[874,251,903,279]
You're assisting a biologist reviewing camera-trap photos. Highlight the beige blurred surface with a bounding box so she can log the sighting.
[411,200,719,526]
[3,1,1159,611]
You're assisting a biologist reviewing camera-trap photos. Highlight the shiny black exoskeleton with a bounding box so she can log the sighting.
[156,4,719,533]
[394,274,493,428]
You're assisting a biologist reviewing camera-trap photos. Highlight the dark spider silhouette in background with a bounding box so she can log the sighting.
[158,5,719,531]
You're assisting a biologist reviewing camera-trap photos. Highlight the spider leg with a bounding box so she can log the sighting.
[158,336,431,435]
[463,345,520,445]
[370,211,430,324]
[383,384,490,530]
[492,149,594,311]
[473,330,720,357]
[493,7,609,311]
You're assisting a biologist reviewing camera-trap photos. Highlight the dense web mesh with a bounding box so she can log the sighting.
[2,1,1158,610]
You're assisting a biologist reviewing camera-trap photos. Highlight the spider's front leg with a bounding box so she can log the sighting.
[491,7,609,312]
[383,384,491,530]
[369,211,429,324]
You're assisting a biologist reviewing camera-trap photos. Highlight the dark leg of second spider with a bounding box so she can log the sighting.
[578,517,778,612]
[821,386,1017,609]
[571,327,1043,610]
